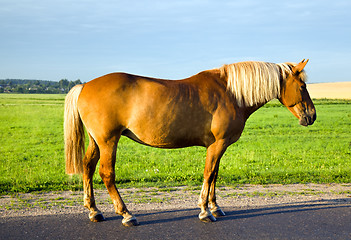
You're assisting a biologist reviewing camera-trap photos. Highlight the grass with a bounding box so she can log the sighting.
[0,94,350,194]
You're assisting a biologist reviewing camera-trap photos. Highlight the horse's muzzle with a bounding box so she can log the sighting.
[299,111,317,126]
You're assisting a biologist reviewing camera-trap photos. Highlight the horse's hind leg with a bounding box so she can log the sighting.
[83,135,104,222]
[98,135,139,227]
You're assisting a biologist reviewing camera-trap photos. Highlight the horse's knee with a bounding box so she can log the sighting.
[99,169,114,180]
[99,168,115,185]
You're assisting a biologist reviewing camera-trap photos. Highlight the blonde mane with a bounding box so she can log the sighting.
[219,61,306,107]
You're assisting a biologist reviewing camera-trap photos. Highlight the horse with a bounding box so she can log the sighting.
[64,59,316,226]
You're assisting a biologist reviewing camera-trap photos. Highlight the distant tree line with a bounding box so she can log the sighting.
[0,79,83,94]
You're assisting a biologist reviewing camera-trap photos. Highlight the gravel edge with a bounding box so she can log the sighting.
[1,183,350,218]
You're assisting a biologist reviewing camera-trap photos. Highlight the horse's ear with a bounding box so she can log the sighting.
[293,59,309,73]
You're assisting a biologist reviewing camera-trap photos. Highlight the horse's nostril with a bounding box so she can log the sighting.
[300,113,316,126]
[307,113,316,125]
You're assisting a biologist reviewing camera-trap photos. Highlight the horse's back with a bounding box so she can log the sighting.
[78,72,180,114]
[77,72,218,147]
[78,72,158,121]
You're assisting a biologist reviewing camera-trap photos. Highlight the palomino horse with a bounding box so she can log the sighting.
[64,59,316,226]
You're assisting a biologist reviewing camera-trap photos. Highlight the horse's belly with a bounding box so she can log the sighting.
[121,127,208,149]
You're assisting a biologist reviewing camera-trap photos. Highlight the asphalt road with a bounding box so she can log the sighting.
[1,200,350,240]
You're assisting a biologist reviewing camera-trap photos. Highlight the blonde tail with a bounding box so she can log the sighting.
[64,84,85,174]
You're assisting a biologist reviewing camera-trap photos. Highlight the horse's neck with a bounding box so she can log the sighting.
[242,101,269,119]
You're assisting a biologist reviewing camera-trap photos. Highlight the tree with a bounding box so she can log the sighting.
[59,79,69,89]
[68,81,75,90]
[74,79,82,85]
[16,86,24,93]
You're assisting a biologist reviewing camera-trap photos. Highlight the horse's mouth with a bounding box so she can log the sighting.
[299,113,317,126]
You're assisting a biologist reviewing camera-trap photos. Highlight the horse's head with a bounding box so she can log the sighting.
[279,59,316,126]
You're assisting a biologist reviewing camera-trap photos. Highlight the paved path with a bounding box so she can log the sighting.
[1,200,350,240]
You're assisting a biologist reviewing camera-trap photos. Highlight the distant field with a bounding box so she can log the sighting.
[0,94,350,193]
[307,82,351,99]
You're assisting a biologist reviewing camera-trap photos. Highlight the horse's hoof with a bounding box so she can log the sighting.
[199,210,217,223]
[89,212,105,222]
[211,207,226,218]
[122,216,139,227]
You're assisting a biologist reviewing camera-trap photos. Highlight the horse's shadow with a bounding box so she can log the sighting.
[104,198,351,226]
[221,198,350,222]
[104,208,197,224]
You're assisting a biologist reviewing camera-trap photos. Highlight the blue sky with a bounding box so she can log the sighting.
[1,0,350,83]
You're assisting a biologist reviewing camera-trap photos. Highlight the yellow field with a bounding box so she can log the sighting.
[307,82,351,99]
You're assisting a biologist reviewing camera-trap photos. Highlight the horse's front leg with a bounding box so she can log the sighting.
[208,171,226,218]
[198,141,227,222]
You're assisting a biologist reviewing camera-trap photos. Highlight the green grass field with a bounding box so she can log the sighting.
[0,94,350,194]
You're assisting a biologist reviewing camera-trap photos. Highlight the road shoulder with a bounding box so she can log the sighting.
[1,183,350,218]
